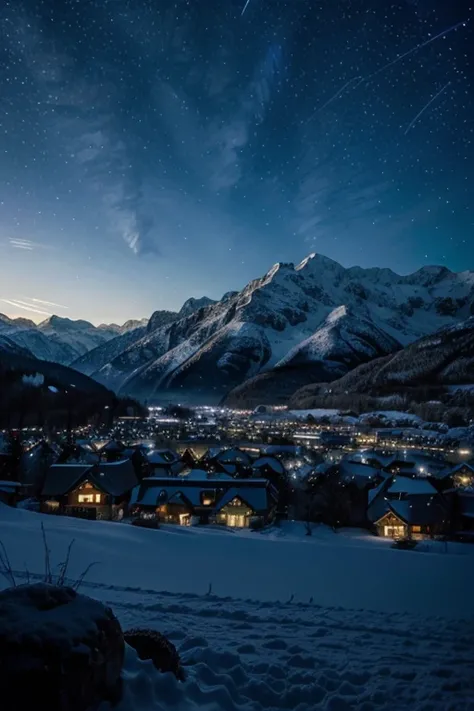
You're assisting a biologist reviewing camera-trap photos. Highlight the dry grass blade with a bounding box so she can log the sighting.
[41,522,53,584]
[0,540,16,587]
[57,539,75,587]
[73,562,99,591]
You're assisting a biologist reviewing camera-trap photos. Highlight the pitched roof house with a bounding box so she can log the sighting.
[41,459,138,520]
[130,475,277,528]
[367,474,449,539]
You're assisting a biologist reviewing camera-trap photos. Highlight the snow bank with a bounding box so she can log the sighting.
[0,505,473,619]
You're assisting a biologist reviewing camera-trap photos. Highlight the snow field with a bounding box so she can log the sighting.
[0,505,473,711]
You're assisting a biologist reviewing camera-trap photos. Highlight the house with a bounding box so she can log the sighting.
[199,447,253,475]
[130,475,277,528]
[367,475,449,539]
[146,449,184,476]
[252,456,286,479]
[41,459,138,520]
[450,462,474,489]
[98,440,125,462]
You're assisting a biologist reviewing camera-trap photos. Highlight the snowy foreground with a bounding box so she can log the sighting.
[1,506,473,711]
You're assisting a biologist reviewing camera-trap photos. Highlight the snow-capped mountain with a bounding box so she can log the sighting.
[178,297,216,318]
[77,253,473,401]
[223,306,401,408]
[290,316,474,410]
[0,314,146,365]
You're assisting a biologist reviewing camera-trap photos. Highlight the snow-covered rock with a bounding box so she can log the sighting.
[0,583,124,711]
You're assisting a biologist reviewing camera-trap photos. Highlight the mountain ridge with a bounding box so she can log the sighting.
[75,253,473,401]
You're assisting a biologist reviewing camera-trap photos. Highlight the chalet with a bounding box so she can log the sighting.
[98,440,125,462]
[146,449,184,476]
[130,475,277,528]
[252,456,286,479]
[450,462,474,489]
[367,474,449,539]
[41,459,138,520]
[200,447,253,475]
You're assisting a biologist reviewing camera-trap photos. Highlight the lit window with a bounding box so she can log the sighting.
[412,525,421,533]
[95,494,101,503]
[78,494,94,503]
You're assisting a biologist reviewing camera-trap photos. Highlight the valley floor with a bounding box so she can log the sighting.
[0,506,473,711]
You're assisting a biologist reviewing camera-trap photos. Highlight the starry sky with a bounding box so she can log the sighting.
[1,0,473,324]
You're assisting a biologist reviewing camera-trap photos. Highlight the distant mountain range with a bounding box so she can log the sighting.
[0,313,145,365]
[2,253,473,406]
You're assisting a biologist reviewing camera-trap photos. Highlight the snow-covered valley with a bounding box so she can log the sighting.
[0,505,473,711]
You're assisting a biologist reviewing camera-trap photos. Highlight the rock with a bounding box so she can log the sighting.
[124,628,185,680]
[0,583,124,711]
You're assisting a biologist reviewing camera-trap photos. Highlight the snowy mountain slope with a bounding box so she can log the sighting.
[89,253,473,400]
[290,316,474,409]
[179,296,216,318]
[71,311,178,378]
[0,314,117,364]
[223,306,401,408]
[0,334,34,358]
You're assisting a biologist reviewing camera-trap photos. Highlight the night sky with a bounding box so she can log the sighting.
[1,0,473,324]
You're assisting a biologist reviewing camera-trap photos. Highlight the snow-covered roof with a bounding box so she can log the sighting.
[147,449,179,465]
[214,487,268,513]
[94,459,138,496]
[215,448,252,464]
[388,476,438,495]
[339,461,380,483]
[42,464,92,497]
[253,457,285,475]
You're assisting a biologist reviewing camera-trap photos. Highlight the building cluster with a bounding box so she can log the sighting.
[0,413,473,541]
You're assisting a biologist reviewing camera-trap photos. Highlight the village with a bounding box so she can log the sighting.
[0,404,473,545]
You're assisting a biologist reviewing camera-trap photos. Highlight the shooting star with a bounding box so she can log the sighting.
[404,81,451,135]
[241,0,252,16]
[367,19,468,80]
[307,76,363,122]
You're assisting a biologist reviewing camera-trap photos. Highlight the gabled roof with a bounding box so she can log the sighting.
[388,498,448,526]
[215,448,252,465]
[42,464,93,497]
[450,462,474,476]
[253,456,285,475]
[214,487,269,513]
[388,476,437,496]
[92,459,138,496]
[147,449,180,465]
[99,440,124,452]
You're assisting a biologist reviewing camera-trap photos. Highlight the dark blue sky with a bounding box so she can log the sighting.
[1,0,473,323]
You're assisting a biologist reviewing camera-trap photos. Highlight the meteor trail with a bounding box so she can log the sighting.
[366,20,468,80]
[241,0,252,16]
[404,81,452,135]
[307,76,362,121]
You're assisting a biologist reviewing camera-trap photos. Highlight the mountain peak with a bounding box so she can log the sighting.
[38,315,95,331]
[179,296,216,318]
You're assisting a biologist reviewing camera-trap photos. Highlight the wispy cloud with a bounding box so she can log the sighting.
[7,12,155,257]
[30,297,68,310]
[0,299,52,317]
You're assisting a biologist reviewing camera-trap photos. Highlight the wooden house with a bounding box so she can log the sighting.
[130,475,277,528]
[41,459,138,520]
[367,474,449,539]
[146,449,184,477]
